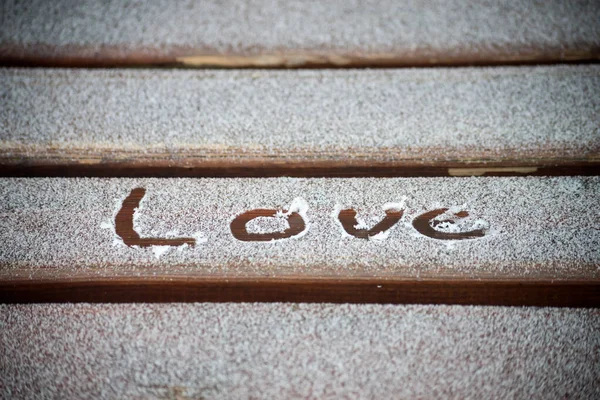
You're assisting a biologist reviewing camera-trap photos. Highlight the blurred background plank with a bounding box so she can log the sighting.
[2,303,598,397]
[1,0,599,68]
[2,66,599,177]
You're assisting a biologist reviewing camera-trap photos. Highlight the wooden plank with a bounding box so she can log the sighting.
[1,66,599,177]
[1,177,598,305]
[3,304,598,398]
[1,0,599,68]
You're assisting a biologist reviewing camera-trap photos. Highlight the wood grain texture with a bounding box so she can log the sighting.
[1,0,599,68]
[2,67,599,177]
[1,177,598,305]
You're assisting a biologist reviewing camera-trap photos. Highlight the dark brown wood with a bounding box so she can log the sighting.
[1,50,598,69]
[1,159,598,178]
[1,278,598,307]
[230,209,306,242]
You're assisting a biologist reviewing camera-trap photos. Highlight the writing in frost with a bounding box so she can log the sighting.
[114,188,488,250]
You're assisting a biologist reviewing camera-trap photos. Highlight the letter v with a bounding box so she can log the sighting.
[115,188,196,247]
[337,207,403,239]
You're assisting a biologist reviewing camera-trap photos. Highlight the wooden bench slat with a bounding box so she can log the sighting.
[3,304,598,397]
[1,0,599,67]
[1,177,598,305]
[1,66,599,177]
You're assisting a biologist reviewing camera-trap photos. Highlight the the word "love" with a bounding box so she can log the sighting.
[115,188,488,248]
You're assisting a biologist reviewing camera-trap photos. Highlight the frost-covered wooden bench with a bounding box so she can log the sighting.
[1,1,599,307]
[2,1,600,398]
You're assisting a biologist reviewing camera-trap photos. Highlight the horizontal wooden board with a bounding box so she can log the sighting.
[3,304,598,398]
[1,177,598,305]
[1,66,599,177]
[1,0,599,67]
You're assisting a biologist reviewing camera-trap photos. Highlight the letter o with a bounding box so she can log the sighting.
[230,209,306,242]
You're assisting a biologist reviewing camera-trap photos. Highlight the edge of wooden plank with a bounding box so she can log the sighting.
[1,278,598,307]
[1,49,599,69]
[1,158,598,177]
